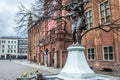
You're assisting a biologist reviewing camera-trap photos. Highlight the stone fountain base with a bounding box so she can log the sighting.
[58,45,95,79]
[44,45,120,80]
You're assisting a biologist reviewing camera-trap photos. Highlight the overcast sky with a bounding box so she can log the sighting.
[0,0,34,37]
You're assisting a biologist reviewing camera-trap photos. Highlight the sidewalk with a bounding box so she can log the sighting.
[13,60,120,80]
[13,60,61,74]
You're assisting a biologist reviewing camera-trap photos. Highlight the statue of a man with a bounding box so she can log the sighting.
[65,0,89,45]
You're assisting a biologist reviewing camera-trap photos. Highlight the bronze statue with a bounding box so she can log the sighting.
[65,0,89,45]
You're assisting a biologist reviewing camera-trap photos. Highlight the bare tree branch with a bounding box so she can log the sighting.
[15,0,120,41]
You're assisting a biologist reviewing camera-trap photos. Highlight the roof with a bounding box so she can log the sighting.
[0,36,27,39]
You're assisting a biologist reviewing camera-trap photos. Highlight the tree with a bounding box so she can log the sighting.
[15,0,120,43]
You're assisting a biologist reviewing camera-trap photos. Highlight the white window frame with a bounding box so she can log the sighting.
[87,47,95,61]
[102,45,115,61]
[99,0,111,24]
[85,9,93,30]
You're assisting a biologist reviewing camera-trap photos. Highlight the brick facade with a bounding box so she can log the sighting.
[28,0,120,76]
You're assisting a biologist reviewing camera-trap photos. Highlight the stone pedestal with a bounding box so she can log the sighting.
[43,45,120,80]
[58,45,95,79]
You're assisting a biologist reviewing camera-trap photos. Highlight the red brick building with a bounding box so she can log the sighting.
[28,0,120,76]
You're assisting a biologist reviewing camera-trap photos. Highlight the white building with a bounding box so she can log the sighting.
[0,37,27,59]
[18,38,27,59]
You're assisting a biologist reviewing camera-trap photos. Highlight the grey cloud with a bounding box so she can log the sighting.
[0,0,34,37]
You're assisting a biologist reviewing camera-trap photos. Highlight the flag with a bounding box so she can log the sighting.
[48,13,57,31]
[48,20,56,31]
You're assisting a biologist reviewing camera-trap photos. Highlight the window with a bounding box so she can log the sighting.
[11,50,12,53]
[2,45,4,48]
[8,45,10,48]
[8,41,10,43]
[14,50,16,53]
[2,40,4,43]
[14,45,16,48]
[2,50,4,53]
[8,50,9,53]
[103,46,114,61]
[99,1,110,24]
[85,10,93,30]
[87,48,95,60]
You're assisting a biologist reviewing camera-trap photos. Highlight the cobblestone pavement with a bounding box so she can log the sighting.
[0,60,51,80]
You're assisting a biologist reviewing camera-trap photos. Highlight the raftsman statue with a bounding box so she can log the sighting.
[65,0,88,45]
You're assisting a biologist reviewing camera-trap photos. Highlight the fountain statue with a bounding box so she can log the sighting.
[65,0,88,45]
[57,0,95,79]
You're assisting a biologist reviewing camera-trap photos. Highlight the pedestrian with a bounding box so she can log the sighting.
[10,57,11,61]
[9,55,11,61]
[52,56,54,66]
